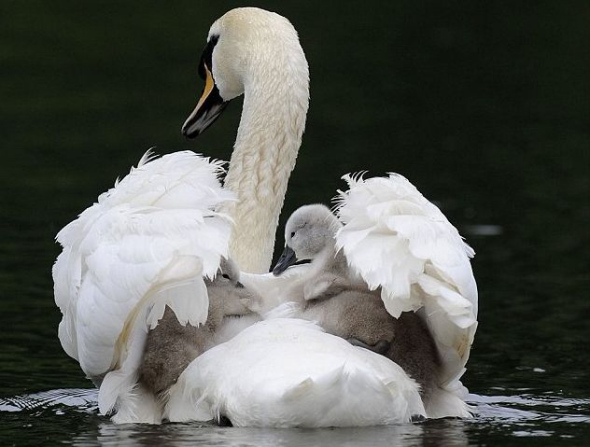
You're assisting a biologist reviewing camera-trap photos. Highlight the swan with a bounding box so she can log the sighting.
[53,7,477,425]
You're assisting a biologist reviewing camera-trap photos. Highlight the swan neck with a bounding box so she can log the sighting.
[223,66,309,274]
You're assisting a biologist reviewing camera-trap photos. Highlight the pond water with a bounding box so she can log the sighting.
[1,1,589,446]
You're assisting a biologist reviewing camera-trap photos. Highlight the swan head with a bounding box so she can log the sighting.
[273,204,342,276]
[182,7,307,138]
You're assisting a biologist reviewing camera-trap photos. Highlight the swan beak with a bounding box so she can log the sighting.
[181,64,228,138]
[272,246,297,276]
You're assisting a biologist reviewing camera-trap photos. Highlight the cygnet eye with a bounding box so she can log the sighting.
[221,273,231,280]
[290,231,296,238]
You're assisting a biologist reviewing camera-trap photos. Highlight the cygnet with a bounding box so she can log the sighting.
[139,258,253,397]
[269,204,441,398]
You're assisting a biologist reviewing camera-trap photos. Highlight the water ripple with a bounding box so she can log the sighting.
[467,393,590,424]
[0,388,98,413]
[1,390,589,445]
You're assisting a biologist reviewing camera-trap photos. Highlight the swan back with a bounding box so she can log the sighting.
[166,318,425,426]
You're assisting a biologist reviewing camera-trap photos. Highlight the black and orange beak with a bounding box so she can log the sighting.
[181,63,228,138]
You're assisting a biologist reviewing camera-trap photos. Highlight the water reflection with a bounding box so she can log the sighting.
[72,418,466,447]
[1,389,471,447]
[3,389,589,446]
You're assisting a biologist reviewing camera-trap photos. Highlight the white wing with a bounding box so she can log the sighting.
[53,151,234,384]
[335,173,478,415]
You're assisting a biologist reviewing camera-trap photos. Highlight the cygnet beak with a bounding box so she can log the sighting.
[272,245,297,276]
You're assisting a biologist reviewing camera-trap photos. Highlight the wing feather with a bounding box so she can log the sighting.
[53,151,233,379]
[335,173,478,406]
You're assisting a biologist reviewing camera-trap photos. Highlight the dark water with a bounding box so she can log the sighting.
[1,1,589,445]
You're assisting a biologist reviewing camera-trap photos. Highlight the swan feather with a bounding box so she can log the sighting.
[166,317,425,427]
[335,173,478,416]
[53,151,234,379]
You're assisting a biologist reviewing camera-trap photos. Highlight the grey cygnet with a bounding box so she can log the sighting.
[139,258,252,397]
[272,204,440,398]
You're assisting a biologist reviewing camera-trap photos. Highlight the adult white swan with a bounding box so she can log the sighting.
[53,7,477,425]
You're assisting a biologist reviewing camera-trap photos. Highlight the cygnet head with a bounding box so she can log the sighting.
[207,257,243,289]
[182,7,308,137]
[206,257,252,318]
[273,204,342,276]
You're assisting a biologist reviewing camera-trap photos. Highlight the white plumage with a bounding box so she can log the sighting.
[53,151,234,416]
[166,317,425,427]
[241,173,477,419]
[53,7,478,426]
[335,173,477,417]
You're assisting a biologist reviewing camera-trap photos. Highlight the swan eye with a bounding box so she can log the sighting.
[221,273,231,280]
[290,231,296,238]
[198,34,220,80]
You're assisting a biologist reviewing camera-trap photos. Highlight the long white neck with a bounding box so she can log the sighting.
[222,49,309,273]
